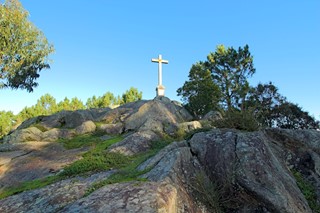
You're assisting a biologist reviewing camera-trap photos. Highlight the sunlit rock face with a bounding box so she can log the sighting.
[1,98,319,212]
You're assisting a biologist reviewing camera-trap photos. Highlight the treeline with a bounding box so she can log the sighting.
[0,87,142,138]
[177,45,319,131]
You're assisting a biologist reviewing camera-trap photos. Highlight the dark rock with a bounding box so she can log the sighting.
[189,129,313,213]
[38,111,69,129]
[64,110,94,129]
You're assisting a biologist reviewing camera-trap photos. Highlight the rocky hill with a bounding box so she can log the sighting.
[0,97,319,212]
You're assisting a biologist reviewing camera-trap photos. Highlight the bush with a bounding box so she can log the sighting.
[214,109,259,131]
[292,170,320,212]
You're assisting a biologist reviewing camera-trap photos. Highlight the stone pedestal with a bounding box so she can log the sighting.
[156,85,165,97]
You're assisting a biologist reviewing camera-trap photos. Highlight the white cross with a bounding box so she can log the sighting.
[151,54,168,86]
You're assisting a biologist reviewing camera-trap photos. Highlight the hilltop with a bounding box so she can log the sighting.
[0,97,320,212]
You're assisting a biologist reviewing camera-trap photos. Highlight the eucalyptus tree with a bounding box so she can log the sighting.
[0,0,54,92]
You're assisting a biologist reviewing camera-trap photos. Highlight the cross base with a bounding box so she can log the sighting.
[156,85,165,97]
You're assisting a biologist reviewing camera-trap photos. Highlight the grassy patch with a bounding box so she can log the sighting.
[191,171,223,212]
[0,136,123,199]
[85,150,156,196]
[292,170,320,212]
[58,137,123,177]
[85,140,169,196]
[58,134,104,149]
[0,175,62,200]
[59,152,129,177]
[0,136,169,200]
[213,109,259,132]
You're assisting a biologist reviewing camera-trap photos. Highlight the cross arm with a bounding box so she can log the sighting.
[151,59,169,64]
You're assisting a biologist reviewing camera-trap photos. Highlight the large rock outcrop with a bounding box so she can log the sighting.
[3,97,192,144]
[1,98,320,212]
[2,128,319,212]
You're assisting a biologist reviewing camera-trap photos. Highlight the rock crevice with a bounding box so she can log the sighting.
[0,98,319,212]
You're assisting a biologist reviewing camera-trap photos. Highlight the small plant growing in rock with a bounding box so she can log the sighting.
[292,170,320,212]
[191,172,223,213]
[174,126,186,141]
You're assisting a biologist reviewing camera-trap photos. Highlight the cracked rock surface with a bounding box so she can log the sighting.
[0,98,320,212]
[1,128,319,212]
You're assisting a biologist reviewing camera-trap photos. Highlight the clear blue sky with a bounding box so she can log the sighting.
[1,0,319,119]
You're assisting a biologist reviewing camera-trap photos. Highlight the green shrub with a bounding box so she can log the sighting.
[191,172,223,212]
[59,137,124,177]
[58,133,112,149]
[174,126,186,141]
[214,109,259,131]
[292,170,320,212]
[59,152,130,177]
[85,140,170,196]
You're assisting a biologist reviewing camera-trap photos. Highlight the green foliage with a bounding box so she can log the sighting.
[86,88,143,109]
[86,92,117,108]
[206,44,255,110]
[85,145,164,196]
[121,87,143,104]
[292,170,320,212]
[177,62,222,118]
[245,83,319,129]
[177,44,319,129]
[35,93,58,115]
[270,102,319,129]
[56,97,85,111]
[0,87,143,138]
[177,44,255,118]
[15,93,60,123]
[59,152,129,177]
[70,97,85,110]
[58,136,123,177]
[0,0,54,92]
[174,126,186,141]
[0,110,16,138]
[16,105,38,123]
[244,82,286,127]
[191,172,223,213]
[57,97,71,111]
[0,175,61,199]
[149,139,170,150]
[214,109,260,131]
[0,136,124,199]
[58,134,104,149]
[85,154,151,196]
